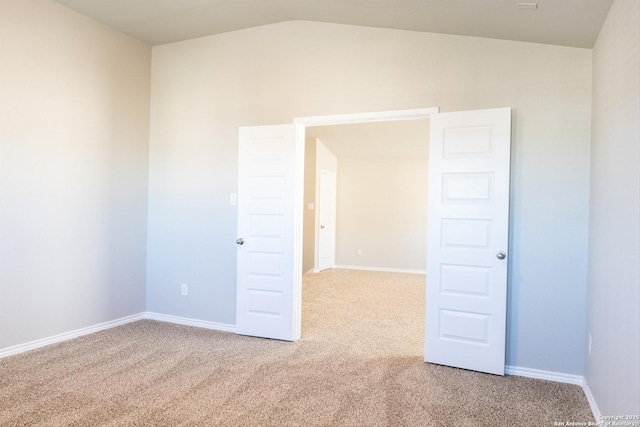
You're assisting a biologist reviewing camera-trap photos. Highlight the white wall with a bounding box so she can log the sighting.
[336,155,428,271]
[147,21,592,374]
[586,0,640,415]
[0,0,151,349]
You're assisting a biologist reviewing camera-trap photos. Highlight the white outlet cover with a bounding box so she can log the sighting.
[230,193,238,206]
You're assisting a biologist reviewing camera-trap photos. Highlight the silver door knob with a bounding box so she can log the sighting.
[236,238,244,245]
[320,225,325,229]
[496,251,506,260]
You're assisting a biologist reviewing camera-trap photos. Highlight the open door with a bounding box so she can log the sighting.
[425,108,511,375]
[317,170,337,271]
[236,124,300,341]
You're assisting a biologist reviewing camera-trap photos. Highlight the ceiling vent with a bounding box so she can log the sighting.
[516,2,538,10]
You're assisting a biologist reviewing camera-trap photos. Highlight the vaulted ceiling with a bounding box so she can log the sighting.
[307,120,430,158]
[53,0,613,48]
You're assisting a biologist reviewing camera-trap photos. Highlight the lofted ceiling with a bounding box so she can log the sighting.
[53,0,613,48]
[306,120,430,158]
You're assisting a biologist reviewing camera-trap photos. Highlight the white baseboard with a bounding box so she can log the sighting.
[145,312,236,333]
[507,366,600,421]
[0,313,600,423]
[334,265,426,275]
[0,312,145,359]
[581,380,602,421]
[0,312,237,360]
[505,365,584,385]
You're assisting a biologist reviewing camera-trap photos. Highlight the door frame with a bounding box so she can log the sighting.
[291,107,439,340]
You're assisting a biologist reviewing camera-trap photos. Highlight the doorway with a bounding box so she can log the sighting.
[300,117,431,359]
[236,107,511,375]
[291,107,437,349]
[302,119,430,274]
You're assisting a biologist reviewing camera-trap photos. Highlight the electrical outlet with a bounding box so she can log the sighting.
[588,334,592,355]
[181,283,188,296]
[357,249,362,256]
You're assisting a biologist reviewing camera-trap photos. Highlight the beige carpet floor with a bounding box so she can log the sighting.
[0,269,593,426]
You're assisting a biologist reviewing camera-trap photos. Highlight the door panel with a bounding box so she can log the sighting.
[236,124,297,341]
[425,108,511,375]
[318,170,337,271]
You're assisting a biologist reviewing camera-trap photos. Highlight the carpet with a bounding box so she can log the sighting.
[0,269,594,426]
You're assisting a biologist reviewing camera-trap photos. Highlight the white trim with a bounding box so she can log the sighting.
[145,312,236,333]
[0,312,237,359]
[505,365,583,385]
[0,312,145,359]
[294,107,439,127]
[0,310,601,423]
[335,265,426,275]
[581,380,602,421]
[292,124,306,341]
[506,365,600,422]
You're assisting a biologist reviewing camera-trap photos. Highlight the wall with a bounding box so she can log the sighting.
[336,155,427,271]
[147,21,592,374]
[586,0,640,415]
[0,0,151,349]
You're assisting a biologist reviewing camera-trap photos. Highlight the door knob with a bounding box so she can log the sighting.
[236,238,244,246]
[496,251,506,260]
[320,225,325,229]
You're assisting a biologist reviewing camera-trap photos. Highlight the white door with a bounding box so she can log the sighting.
[318,170,337,271]
[425,108,511,375]
[236,124,299,341]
